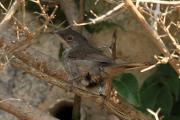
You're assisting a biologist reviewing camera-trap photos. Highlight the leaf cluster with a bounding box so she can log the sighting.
[113,64,180,119]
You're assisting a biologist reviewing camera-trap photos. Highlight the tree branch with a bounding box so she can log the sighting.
[124,0,180,76]
[137,0,180,5]
[0,0,22,33]
[8,46,152,120]
[73,3,126,26]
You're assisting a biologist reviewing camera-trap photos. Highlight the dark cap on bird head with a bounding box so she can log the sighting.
[51,28,88,47]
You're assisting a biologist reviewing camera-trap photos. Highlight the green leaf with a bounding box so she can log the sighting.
[170,94,180,116]
[140,83,160,111]
[155,86,173,114]
[162,77,180,101]
[142,64,180,101]
[164,116,180,120]
[140,84,173,115]
[158,64,180,101]
[112,73,140,106]
[140,64,177,115]
[140,71,161,92]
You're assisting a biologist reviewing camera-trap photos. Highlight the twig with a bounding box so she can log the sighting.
[72,95,81,120]
[161,22,180,54]
[0,1,30,34]
[103,0,120,4]
[22,0,26,26]
[60,0,80,30]
[147,108,161,120]
[137,0,180,5]
[30,0,58,34]
[79,0,85,24]
[140,6,180,54]
[0,0,21,33]
[0,98,21,103]
[7,45,152,120]
[124,0,180,76]
[112,29,117,60]
[141,55,170,72]
[104,29,118,98]
[73,3,126,26]
[11,57,103,101]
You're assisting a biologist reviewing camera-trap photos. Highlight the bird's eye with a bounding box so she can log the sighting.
[67,35,73,41]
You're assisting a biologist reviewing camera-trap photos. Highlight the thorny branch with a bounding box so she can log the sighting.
[30,0,58,34]
[124,0,180,75]
[9,46,152,120]
[139,3,180,54]
[136,0,180,5]
[0,0,61,120]
[147,108,162,120]
[73,3,127,26]
[0,0,21,33]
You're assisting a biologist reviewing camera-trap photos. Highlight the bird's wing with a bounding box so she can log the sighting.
[67,45,114,65]
[85,53,114,65]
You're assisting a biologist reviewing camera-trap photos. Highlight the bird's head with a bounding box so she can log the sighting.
[53,28,88,47]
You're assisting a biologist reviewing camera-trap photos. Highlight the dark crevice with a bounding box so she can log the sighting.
[49,100,73,120]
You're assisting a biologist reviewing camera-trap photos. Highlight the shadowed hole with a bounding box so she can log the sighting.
[49,100,73,120]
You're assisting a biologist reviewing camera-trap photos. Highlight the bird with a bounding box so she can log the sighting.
[52,28,114,87]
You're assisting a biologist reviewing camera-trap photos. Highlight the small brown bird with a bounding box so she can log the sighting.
[53,28,114,87]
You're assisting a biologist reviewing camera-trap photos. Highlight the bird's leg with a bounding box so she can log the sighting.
[100,67,112,98]
[104,77,112,99]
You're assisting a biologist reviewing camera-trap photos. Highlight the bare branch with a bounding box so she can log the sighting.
[73,3,126,26]
[139,6,180,55]
[0,1,30,35]
[124,0,180,76]
[0,0,21,33]
[30,0,58,34]
[7,45,152,120]
[138,0,180,5]
[60,0,80,31]
[147,108,161,120]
